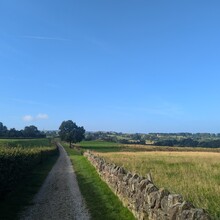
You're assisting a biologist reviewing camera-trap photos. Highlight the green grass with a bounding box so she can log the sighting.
[64,143,135,220]
[0,153,58,220]
[79,140,124,152]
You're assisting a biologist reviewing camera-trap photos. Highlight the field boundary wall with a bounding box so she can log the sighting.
[84,151,211,220]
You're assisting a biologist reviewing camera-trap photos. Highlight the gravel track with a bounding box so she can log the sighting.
[20,143,90,220]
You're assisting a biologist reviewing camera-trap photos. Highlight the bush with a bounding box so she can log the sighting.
[0,140,57,199]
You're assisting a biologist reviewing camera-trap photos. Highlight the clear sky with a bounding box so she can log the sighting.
[1,0,220,133]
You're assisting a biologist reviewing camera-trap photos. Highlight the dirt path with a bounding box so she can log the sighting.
[20,143,90,220]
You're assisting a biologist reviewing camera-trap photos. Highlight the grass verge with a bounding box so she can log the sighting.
[0,153,58,220]
[63,143,135,220]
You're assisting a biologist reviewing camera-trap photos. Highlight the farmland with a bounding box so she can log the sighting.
[80,140,220,219]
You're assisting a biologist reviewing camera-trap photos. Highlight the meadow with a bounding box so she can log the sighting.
[80,140,220,219]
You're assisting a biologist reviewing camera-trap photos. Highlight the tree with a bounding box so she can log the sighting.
[22,125,45,138]
[59,120,85,147]
[8,128,18,138]
[0,122,8,137]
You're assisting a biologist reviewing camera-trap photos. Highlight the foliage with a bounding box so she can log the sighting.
[154,138,220,148]
[59,120,85,146]
[0,122,46,138]
[84,131,220,148]
[0,139,57,199]
[0,153,58,220]
[0,138,51,148]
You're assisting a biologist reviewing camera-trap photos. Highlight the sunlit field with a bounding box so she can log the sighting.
[84,142,220,219]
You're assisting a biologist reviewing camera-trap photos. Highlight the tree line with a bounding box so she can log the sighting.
[0,122,46,138]
[154,138,220,148]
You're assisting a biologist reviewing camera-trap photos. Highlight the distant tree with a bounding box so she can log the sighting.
[22,125,45,138]
[132,133,142,140]
[59,120,85,147]
[8,128,18,138]
[179,138,198,147]
[0,123,45,139]
[0,122,8,137]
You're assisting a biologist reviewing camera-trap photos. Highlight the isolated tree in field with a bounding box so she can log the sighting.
[59,120,85,147]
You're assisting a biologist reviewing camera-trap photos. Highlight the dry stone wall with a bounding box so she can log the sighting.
[84,151,211,220]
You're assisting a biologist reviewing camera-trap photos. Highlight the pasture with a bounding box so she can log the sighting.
[81,140,220,219]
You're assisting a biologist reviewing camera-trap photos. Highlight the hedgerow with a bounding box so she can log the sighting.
[0,140,57,198]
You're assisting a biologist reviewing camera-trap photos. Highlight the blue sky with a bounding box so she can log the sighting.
[1,0,220,133]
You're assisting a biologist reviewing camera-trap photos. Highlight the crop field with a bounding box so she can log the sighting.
[81,141,220,219]
[0,138,57,199]
[0,138,51,148]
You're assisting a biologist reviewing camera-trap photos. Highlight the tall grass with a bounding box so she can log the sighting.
[98,151,220,219]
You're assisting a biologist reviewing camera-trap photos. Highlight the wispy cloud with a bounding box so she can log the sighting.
[21,35,70,42]
[22,113,49,122]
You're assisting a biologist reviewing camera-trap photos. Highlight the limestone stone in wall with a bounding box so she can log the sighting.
[84,151,211,220]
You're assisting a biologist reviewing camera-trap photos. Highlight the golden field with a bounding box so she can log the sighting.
[97,150,220,219]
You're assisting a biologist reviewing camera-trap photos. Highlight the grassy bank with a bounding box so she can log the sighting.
[63,143,135,220]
